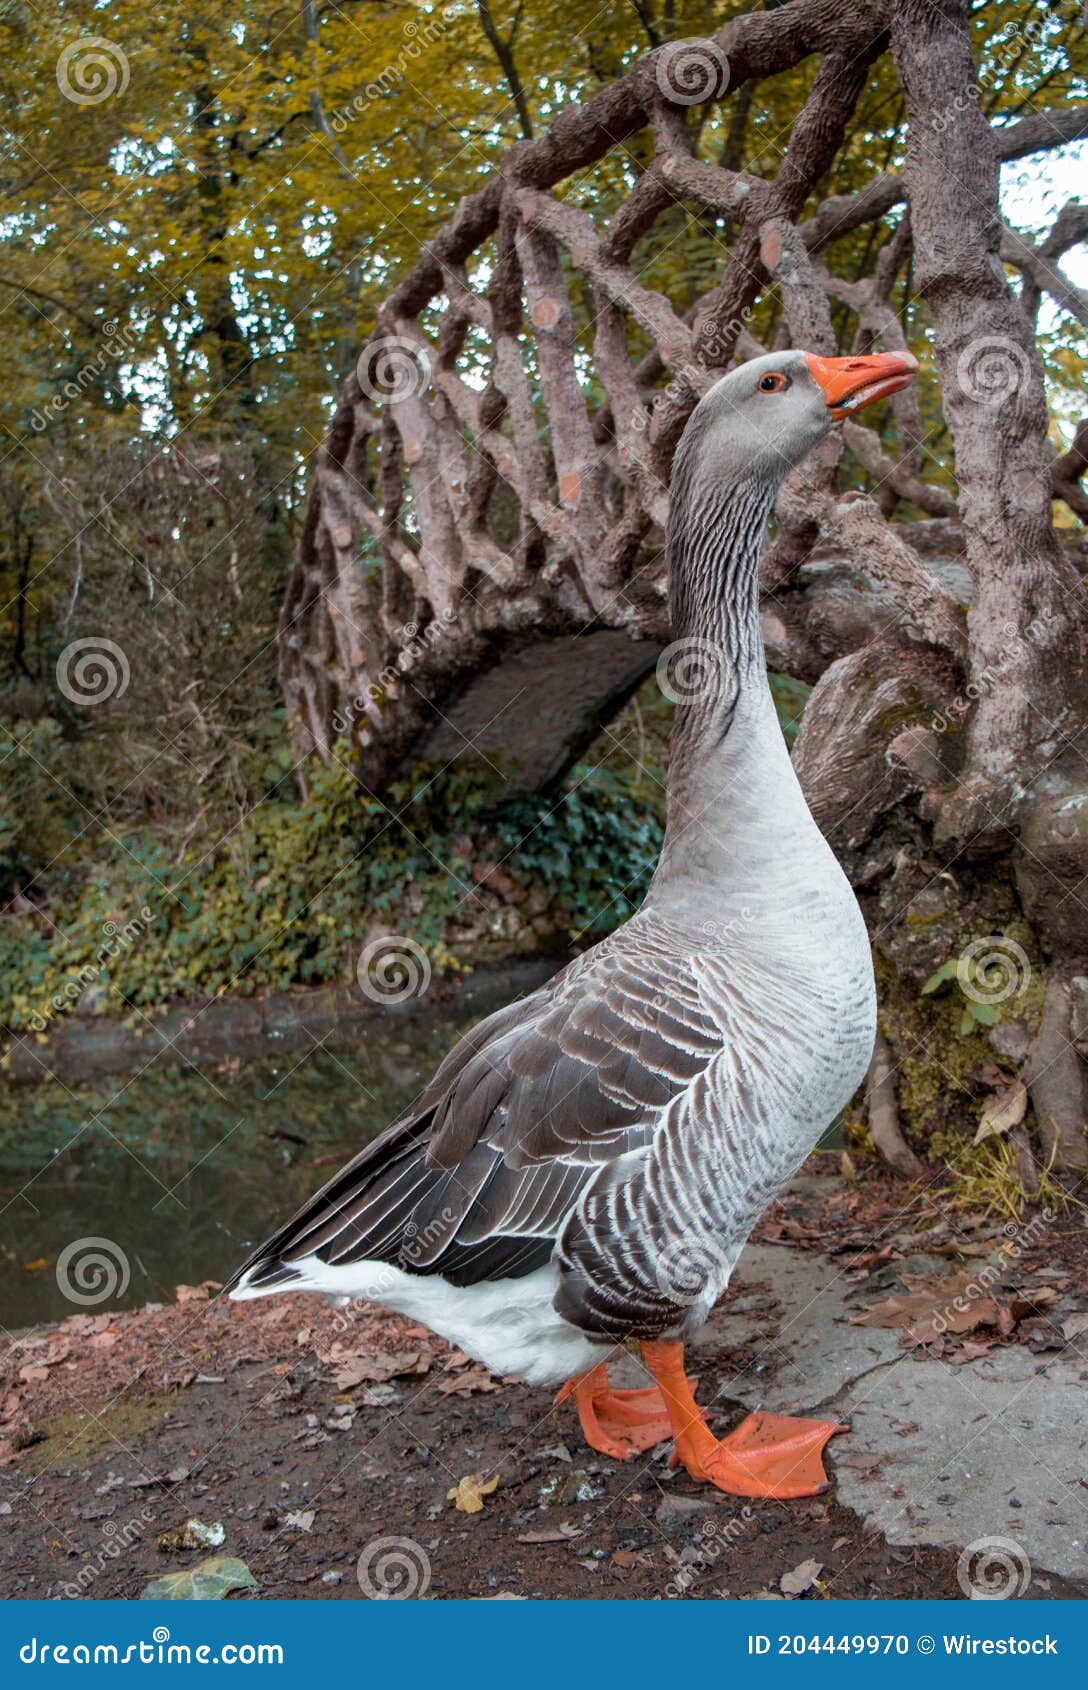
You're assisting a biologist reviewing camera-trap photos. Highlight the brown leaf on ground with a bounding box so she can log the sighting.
[851,1267,1058,1354]
[332,1349,431,1389]
[448,1472,500,1514]
[435,1365,502,1396]
[973,1079,1028,1145]
[175,1281,221,1303]
[780,1557,823,1595]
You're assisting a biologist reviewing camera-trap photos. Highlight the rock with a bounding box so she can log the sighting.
[538,1470,602,1508]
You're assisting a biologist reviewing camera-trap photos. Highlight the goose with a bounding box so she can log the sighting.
[229,346,919,1498]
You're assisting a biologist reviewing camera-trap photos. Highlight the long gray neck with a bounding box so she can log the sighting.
[662,461,776,829]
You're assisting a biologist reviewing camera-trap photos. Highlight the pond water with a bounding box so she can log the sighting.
[0,1005,484,1330]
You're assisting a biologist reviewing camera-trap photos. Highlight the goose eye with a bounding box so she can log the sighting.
[758,372,790,394]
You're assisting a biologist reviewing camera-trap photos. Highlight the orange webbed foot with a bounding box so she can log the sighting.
[642,1340,848,1499]
[557,1363,701,1460]
[673,1408,848,1498]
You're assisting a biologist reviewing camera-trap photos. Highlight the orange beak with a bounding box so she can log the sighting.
[803,349,919,418]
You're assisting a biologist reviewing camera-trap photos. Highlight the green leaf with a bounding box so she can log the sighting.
[139,1555,258,1601]
[921,959,959,994]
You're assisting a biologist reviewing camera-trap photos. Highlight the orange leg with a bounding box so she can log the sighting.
[556,1361,700,1461]
[641,1339,847,1500]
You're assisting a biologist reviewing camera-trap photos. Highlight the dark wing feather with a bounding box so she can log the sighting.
[228,919,725,1292]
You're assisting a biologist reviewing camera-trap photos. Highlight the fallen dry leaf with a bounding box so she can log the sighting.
[435,1365,502,1396]
[448,1472,500,1514]
[174,1281,220,1304]
[850,1268,1055,1352]
[780,1557,823,1596]
[516,1523,581,1544]
[974,1079,1027,1146]
[1062,1311,1088,1341]
[332,1349,431,1389]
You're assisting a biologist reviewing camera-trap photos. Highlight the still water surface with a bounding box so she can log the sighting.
[0,1006,482,1328]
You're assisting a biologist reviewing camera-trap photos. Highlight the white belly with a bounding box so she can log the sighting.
[232,1254,606,1385]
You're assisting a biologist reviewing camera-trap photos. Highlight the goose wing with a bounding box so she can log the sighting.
[230,917,724,1291]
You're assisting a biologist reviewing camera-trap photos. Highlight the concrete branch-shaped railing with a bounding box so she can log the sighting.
[279,0,1088,1168]
[279,0,1086,799]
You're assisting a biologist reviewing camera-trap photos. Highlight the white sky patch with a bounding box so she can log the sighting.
[1001,141,1088,292]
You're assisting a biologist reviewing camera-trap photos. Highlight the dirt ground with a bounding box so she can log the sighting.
[3,1166,1086,1602]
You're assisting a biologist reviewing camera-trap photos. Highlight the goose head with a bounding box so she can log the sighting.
[673,347,919,495]
[665,346,919,682]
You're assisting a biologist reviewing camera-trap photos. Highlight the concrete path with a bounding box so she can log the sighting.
[696,1241,1088,1584]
